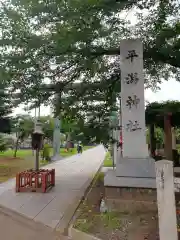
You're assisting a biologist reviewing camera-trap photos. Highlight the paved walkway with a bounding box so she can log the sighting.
[0,145,106,235]
[0,208,64,240]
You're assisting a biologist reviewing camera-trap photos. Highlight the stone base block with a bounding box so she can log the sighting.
[116,157,156,178]
[105,185,157,213]
[105,186,157,202]
[106,198,157,213]
[51,155,64,161]
[104,170,156,188]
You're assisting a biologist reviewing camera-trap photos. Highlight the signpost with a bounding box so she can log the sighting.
[155,160,178,240]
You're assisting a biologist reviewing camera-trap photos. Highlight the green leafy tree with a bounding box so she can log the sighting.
[0,83,12,117]
[0,0,179,110]
[0,135,8,152]
[145,101,180,128]
[146,101,180,156]
[12,115,34,157]
[0,82,13,134]
[146,127,164,147]
[39,116,54,142]
[175,128,180,141]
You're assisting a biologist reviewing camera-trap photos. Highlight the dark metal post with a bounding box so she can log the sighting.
[35,149,39,171]
[149,123,156,157]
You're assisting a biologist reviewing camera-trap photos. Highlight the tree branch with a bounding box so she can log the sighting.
[88,46,180,68]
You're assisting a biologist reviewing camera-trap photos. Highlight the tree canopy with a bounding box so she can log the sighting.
[145,100,180,128]
[0,82,12,117]
[0,0,179,110]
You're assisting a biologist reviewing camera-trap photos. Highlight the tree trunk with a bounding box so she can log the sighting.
[14,137,19,158]
[164,114,173,160]
[52,93,61,159]
[66,132,72,151]
[149,124,156,157]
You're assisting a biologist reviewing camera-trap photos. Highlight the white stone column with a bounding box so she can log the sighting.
[115,39,155,182]
[120,39,148,158]
[52,117,61,161]
[155,160,178,240]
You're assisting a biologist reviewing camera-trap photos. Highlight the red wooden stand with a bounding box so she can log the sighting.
[16,169,55,193]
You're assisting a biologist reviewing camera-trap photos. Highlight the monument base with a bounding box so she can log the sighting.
[104,170,156,188]
[104,168,157,213]
[116,157,156,178]
[51,154,64,161]
[104,157,156,188]
[104,181,157,213]
[104,157,156,212]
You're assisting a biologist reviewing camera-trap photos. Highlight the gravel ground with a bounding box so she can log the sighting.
[73,172,159,240]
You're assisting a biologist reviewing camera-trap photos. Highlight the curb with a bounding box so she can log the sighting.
[56,152,106,235]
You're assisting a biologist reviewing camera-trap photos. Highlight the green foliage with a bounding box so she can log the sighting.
[155,127,164,145]
[145,101,180,127]
[0,0,179,145]
[104,152,113,167]
[0,0,179,111]
[11,114,86,145]
[146,127,164,145]
[176,128,180,141]
[42,143,51,162]
[4,136,15,148]
[0,82,12,117]
[40,116,54,141]
[0,135,8,152]
[17,115,34,142]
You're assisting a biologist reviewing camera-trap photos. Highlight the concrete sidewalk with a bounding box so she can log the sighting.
[0,145,106,234]
[0,207,64,240]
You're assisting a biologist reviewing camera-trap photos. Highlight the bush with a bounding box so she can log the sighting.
[42,144,51,162]
[0,135,8,152]
[0,142,7,152]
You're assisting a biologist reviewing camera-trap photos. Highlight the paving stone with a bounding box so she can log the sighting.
[0,190,32,211]
[0,145,106,230]
[34,191,78,228]
[18,194,56,219]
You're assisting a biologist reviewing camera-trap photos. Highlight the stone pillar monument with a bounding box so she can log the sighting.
[120,39,147,157]
[105,39,156,188]
[51,117,61,161]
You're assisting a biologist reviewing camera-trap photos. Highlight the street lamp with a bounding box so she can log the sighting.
[32,120,44,171]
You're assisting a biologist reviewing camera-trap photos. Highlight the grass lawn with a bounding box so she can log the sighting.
[0,145,93,159]
[0,146,94,183]
[103,152,113,167]
[0,149,33,158]
[0,156,34,183]
[59,147,78,157]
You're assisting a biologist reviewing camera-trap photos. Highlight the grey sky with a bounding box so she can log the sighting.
[145,79,180,103]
